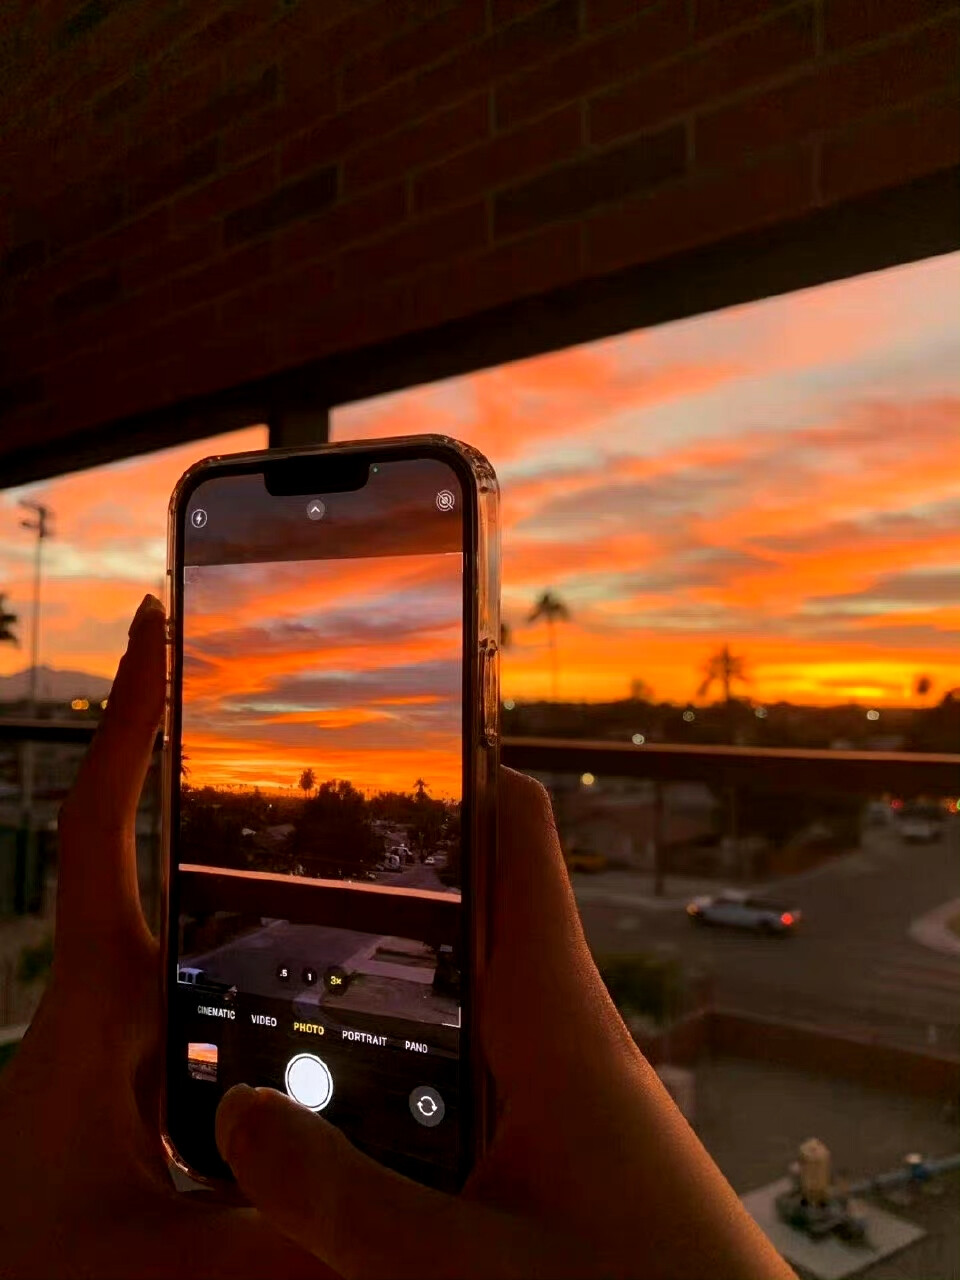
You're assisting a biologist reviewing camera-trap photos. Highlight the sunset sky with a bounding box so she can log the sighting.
[1,250,958,710]
[182,554,462,794]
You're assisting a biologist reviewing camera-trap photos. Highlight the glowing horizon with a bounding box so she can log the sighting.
[1,253,958,712]
[335,253,960,710]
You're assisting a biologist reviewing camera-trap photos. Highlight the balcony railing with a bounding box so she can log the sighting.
[501,736,960,796]
[2,720,958,796]
[1,717,958,1054]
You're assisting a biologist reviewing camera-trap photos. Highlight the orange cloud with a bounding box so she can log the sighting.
[3,253,959,724]
[181,553,463,795]
[0,426,267,679]
[338,348,741,465]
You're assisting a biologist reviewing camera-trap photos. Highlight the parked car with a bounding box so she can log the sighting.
[686,890,801,935]
[862,800,896,829]
[896,802,945,844]
[566,850,609,874]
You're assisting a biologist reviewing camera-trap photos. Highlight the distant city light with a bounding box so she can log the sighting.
[754,706,767,719]
[580,772,596,786]
[866,709,880,721]
[70,698,89,711]
[682,710,695,722]
[502,699,515,711]
[100,698,108,710]
[631,733,645,745]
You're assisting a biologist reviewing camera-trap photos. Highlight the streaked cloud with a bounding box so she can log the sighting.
[182,555,462,794]
[1,253,958,717]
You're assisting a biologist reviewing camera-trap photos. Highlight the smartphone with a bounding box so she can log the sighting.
[160,436,499,1194]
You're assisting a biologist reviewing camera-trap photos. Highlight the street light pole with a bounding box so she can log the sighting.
[18,501,52,841]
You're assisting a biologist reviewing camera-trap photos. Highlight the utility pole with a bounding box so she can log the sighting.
[18,502,52,888]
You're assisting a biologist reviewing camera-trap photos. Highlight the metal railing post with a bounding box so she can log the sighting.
[653,781,665,897]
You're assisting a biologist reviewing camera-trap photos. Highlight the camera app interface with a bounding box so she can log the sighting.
[167,458,466,1190]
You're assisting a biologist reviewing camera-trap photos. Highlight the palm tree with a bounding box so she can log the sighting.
[528,590,570,700]
[914,674,933,699]
[630,678,653,702]
[414,777,428,802]
[696,644,750,703]
[0,595,18,646]
[298,767,316,797]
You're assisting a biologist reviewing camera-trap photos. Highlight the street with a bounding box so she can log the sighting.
[574,821,960,1052]
[185,919,378,1001]
[378,863,454,893]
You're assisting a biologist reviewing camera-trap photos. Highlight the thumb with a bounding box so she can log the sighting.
[215,1086,563,1280]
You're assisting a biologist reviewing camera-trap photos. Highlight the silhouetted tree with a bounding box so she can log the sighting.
[697,644,750,703]
[528,589,570,700]
[414,777,428,802]
[500,621,512,650]
[0,594,18,646]
[287,779,380,879]
[630,678,653,701]
[914,674,933,699]
[179,785,249,871]
[298,767,316,797]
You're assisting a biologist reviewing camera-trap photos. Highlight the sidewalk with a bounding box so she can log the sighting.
[910,899,960,957]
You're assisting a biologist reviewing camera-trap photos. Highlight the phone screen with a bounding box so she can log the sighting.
[165,454,472,1192]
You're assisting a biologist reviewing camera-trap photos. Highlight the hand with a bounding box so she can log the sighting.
[0,596,333,1280]
[216,770,796,1279]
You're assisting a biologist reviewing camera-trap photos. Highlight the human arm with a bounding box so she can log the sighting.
[0,596,333,1279]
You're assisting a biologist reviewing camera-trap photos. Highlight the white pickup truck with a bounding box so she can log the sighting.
[177,966,238,1000]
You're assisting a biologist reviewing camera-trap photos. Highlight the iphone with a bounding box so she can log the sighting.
[160,436,499,1193]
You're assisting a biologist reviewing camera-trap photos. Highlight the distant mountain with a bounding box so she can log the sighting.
[0,665,113,703]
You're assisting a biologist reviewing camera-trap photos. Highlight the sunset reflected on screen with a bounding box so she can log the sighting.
[181,554,462,797]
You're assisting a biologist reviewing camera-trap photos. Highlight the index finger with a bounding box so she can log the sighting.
[481,769,640,1106]
[55,594,166,955]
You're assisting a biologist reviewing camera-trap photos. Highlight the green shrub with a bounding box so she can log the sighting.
[597,953,684,1027]
[17,934,54,984]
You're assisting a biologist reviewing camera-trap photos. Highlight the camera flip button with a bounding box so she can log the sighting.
[409,1085,445,1128]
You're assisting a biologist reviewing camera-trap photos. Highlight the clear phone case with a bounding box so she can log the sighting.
[159,435,500,1190]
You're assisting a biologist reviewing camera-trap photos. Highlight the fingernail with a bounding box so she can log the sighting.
[216,1083,258,1166]
[128,593,163,637]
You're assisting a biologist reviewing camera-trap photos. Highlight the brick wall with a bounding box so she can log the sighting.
[1,0,957,456]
